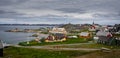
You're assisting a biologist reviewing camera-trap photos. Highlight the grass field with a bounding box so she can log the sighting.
[58,43,120,49]
[3,47,92,58]
[4,46,120,58]
[75,50,120,58]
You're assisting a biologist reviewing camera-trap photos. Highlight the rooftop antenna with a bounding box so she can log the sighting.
[26,21,30,44]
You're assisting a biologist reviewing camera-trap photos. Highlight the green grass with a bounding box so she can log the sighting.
[19,38,88,46]
[31,34,38,37]
[75,50,120,58]
[59,43,120,49]
[41,32,49,34]
[4,47,92,58]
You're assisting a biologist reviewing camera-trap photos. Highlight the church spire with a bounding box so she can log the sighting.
[92,21,94,25]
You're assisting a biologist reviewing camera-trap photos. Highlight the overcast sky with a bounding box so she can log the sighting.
[0,0,120,25]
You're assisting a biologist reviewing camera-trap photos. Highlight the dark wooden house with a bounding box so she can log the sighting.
[45,33,67,42]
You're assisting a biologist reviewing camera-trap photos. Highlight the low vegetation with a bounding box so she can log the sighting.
[58,43,120,49]
[75,50,120,58]
[31,34,38,37]
[4,47,92,58]
[19,38,88,46]
[41,32,49,34]
[4,46,120,58]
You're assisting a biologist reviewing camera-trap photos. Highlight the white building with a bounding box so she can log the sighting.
[89,22,100,31]
[96,31,112,37]
[49,27,67,34]
[80,32,90,37]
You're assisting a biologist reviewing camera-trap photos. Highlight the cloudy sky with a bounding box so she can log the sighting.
[0,0,120,25]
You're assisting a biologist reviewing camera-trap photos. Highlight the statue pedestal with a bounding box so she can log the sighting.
[0,48,3,57]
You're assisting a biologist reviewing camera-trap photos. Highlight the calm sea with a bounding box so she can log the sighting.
[0,25,54,44]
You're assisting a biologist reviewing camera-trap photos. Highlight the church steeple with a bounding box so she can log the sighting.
[92,21,94,25]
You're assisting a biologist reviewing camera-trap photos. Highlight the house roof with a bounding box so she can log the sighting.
[54,33,65,36]
[80,32,90,36]
[96,31,111,36]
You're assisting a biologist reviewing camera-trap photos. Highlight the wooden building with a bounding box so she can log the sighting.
[45,33,66,42]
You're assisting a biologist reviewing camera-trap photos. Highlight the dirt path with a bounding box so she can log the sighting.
[9,43,100,51]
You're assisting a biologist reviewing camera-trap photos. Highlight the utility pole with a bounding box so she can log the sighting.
[27,33,30,44]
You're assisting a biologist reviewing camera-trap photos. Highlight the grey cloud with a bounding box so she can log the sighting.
[0,0,120,24]
[55,8,87,13]
[0,9,26,19]
[0,10,16,14]
[0,0,27,6]
[93,14,117,18]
